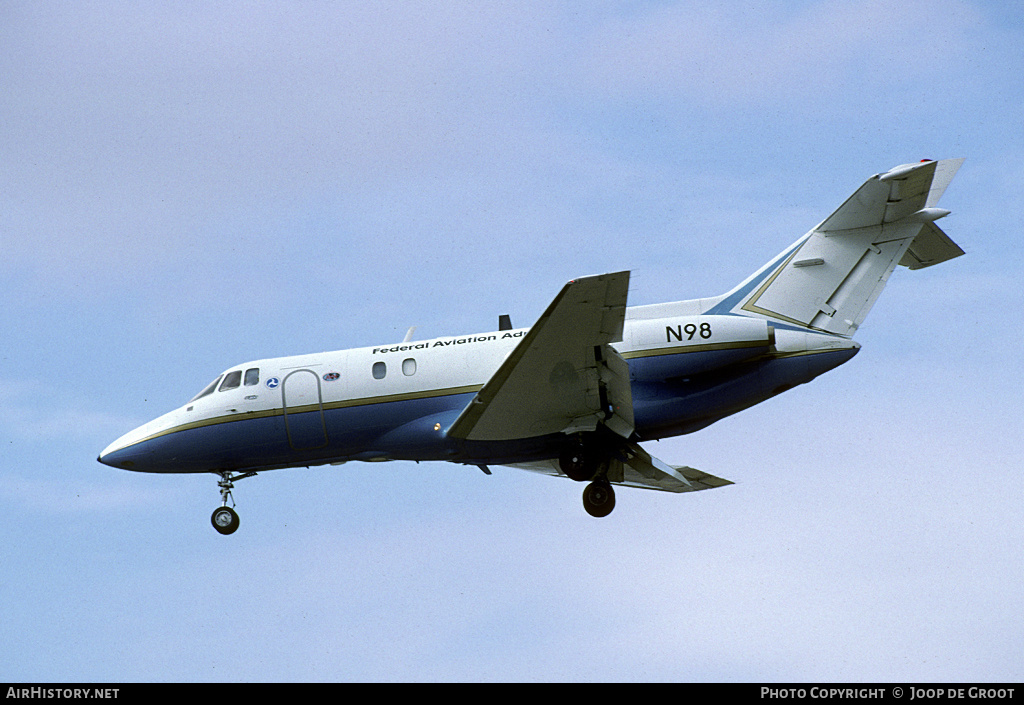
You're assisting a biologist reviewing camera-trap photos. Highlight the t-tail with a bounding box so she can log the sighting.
[706,159,965,337]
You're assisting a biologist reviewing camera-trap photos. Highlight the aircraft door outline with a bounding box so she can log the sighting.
[281,369,329,451]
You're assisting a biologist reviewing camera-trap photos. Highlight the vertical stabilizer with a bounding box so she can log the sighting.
[710,159,964,337]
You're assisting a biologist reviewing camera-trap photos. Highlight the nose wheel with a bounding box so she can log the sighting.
[211,505,239,535]
[211,471,256,535]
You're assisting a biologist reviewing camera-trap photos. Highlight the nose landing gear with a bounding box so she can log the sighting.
[211,471,256,535]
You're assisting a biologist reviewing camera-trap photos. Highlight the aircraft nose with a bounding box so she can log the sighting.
[97,443,136,470]
[98,426,148,470]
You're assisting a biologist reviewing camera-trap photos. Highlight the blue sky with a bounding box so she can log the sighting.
[2,0,1022,682]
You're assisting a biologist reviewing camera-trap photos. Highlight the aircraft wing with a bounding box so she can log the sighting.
[447,271,634,441]
[619,460,734,493]
[502,450,733,494]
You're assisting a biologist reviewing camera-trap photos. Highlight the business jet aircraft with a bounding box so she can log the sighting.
[99,159,965,534]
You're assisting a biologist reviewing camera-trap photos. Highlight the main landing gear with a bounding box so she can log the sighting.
[559,433,617,518]
[211,471,256,535]
[582,480,615,518]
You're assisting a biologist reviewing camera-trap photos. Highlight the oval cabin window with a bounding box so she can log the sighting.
[372,361,386,380]
[402,358,417,376]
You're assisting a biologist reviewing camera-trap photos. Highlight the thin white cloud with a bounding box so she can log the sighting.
[0,472,184,514]
[578,0,985,107]
[0,378,141,446]
[0,2,564,293]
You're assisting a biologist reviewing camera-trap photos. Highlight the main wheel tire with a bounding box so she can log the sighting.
[582,481,616,518]
[559,443,589,481]
[560,438,606,482]
[211,506,240,535]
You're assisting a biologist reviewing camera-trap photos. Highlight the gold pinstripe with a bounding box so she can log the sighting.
[619,338,769,359]
[119,383,484,450]
[739,244,812,326]
[112,343,844,452]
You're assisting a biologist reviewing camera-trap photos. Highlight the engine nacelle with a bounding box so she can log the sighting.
[623,314,774,380]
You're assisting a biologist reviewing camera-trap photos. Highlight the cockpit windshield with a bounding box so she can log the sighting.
[188,367,261,404]
[189,375,223,403]
[219,370,243,391]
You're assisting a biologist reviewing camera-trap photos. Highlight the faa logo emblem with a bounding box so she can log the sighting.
[265,377,280,389]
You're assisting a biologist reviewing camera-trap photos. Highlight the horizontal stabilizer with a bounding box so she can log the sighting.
[818,159,962,231]
[899,221,965,270]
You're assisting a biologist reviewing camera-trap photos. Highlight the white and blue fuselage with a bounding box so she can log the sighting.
[98,158,965,528]
[99,311,857,475]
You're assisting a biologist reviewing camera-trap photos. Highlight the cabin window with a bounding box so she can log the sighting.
[372,361,387,380]
[219,370,242,391]
[244,368,260,386]
[402,358,417,376]
[190,375,223,402]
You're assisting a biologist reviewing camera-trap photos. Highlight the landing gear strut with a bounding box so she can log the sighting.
[211,471,256,535]
[559,433,619,517]
[582,481,615,518]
